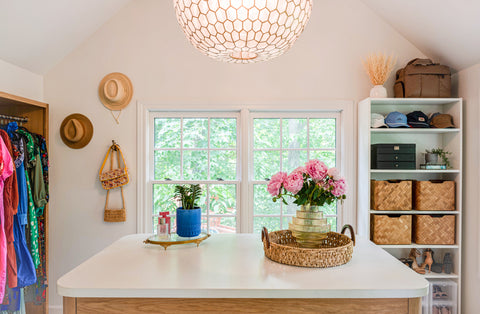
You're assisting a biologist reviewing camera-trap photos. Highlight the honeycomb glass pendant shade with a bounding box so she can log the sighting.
[173,0,313,63]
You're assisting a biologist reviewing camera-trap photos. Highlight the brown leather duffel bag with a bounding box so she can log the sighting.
[394,58,451,98]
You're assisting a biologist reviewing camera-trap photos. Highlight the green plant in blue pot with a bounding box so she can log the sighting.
[174,184,202,237]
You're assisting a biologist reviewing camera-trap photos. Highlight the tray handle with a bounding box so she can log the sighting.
[261,227,270,249]
[341,224,355,246]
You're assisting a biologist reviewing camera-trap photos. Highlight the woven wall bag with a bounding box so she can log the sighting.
[104,187,126,222]
[99,143,129,190]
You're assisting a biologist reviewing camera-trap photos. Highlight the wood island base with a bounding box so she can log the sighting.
[64,296,421,314]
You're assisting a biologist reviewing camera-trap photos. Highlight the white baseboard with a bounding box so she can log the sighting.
[49,305,62,314]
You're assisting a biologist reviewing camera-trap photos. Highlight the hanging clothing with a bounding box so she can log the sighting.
[0,130,19,289]
[9,126,37,288]
[15,130,40,268]
[34,135,48,203]
[0,136,14,301]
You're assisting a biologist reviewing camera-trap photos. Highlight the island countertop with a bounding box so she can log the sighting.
[58,233,428,299]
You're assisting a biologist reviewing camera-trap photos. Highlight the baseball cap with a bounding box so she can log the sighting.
[371,113,387,128]
[407,111,429,128]
[385,111,410,128]
[430,114,455,128]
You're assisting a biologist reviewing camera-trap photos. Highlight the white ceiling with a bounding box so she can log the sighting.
[0,0,131,74]
[361,0,480,72]
[0,0,479,74]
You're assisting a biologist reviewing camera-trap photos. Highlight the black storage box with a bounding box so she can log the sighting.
[371,144,416,169]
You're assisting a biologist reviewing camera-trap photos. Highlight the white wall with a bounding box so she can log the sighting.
[455,63,480,313]
[44,0,425,311]
[0,58,43,100]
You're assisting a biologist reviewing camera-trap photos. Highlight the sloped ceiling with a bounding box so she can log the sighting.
[0,0,131,74]
[361,0,480,72]
[0,0,479,74]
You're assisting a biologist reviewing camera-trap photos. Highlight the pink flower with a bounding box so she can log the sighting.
[331,178,347,197]
[267,171,287,197]
[305,159,328,181]
[284,172,304,194]
[292,166,306,174]
[327,167,341,180]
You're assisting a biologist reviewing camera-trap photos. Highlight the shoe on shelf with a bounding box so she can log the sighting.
[432,305,440,314]
[440,306,451,314]
[443,253,453,274]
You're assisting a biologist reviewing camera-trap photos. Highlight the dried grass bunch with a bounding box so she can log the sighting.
[363,53,397,85]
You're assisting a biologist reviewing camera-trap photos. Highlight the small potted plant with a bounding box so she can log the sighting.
[174,184,202,237]
[425,148,451,168]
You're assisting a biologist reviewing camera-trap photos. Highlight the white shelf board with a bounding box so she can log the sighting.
[370,210,459,215]
[370,169,460,174]
[369,98,462,106]
[380,244,459,249]
[424,273,459,279]
[371,128,460,134]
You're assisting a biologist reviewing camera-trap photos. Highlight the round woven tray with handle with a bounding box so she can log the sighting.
[261,225,355,268]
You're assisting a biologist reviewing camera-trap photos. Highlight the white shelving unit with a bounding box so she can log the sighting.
[357,98,463,314]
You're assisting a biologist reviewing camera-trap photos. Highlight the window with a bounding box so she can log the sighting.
[150,113,240,234]
[251,113,340,233]
[138,103,354,235]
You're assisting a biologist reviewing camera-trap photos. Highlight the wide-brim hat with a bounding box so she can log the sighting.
[98,72,133,111]
[60,113,94,149]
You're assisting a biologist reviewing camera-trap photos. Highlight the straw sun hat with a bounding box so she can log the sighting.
[60,113,94,149]
[98,72,133,111]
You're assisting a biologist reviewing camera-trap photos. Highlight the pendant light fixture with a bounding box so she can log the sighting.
[173,0,313,63]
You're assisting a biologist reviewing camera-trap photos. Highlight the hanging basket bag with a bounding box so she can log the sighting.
[99,142,128,222]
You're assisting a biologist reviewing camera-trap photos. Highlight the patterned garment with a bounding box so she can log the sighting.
[35,135,48,202]
[15,130,40,268]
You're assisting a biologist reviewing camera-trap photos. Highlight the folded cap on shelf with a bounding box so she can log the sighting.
[385,111,410,128]
[430,114,455,128]
[371,113,387,128]
[407,111,429,128]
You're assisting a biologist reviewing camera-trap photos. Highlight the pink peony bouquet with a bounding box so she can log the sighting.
[267,159,347,206]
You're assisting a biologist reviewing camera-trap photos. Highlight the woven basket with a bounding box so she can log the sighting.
[371,180,412,211]
[104,209,126,222]
[413,215,455,244]
[261,225,355,268]
[415,180,455,211]
[371,214,412,244]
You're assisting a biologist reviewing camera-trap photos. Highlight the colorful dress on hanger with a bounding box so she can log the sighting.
[0,136,14,301]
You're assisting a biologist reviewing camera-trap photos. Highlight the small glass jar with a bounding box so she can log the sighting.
[157,218,169,239]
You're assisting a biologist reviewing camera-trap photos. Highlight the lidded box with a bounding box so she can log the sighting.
[371,144,416,169]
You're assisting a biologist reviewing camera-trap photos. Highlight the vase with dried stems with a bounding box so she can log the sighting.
[363,52,397,98]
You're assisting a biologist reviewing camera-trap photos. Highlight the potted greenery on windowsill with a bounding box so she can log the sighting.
[174,184,203,237]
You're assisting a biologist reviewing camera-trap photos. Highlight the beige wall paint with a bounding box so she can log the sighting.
[0,58,43,100]
[44,0,425,311]
[455,63,480,313]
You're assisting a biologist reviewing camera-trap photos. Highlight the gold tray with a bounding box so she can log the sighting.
[144,233,210,250]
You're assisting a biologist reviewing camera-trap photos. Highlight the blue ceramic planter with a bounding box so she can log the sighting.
[176,207,201,237]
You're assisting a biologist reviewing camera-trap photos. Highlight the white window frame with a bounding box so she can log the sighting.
[248,111,342,233]
[137,102,356,234]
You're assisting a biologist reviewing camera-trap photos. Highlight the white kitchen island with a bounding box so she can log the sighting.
[58,233,428,313]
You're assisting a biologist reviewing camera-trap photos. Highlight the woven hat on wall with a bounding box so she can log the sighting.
[60,113,94,149]
[98,72,133,123]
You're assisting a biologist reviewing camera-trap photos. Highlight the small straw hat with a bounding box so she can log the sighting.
[98,72,133,111]
[60,113,94,149]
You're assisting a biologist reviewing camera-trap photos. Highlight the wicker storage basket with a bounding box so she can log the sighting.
[371,214,412,244]
[415,180,455,211]
[413,215,455,244]
[261,225,355,268]
[371,180,412,211]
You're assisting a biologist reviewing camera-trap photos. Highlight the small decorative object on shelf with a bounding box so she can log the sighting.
[362,52,397,98]
[174,184,203,237]
[425,148,451,168]
[267,159,347,248]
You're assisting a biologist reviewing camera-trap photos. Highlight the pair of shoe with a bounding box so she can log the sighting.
[432,285,448,299]
[432,305,451,314]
